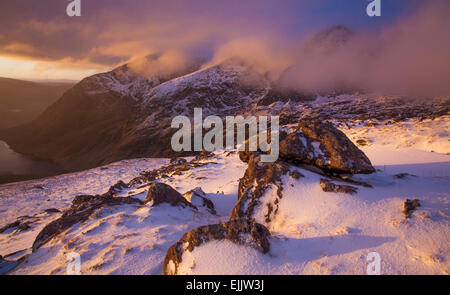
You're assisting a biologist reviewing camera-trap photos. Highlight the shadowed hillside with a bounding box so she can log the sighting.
[0,77,74,129]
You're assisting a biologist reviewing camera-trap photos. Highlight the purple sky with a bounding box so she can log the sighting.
[0,0,437,80]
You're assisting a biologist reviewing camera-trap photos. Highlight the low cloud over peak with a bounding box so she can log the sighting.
[0,0,449,96]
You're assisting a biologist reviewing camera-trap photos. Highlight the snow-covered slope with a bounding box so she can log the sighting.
[339,115,449,166]
[0,58,271,172]
[0,116,448,275]
[147,58,269,113]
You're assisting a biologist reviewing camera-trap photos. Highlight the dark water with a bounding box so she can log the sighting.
[0,140,64,183]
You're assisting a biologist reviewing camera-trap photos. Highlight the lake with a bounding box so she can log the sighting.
[0,140,64,183]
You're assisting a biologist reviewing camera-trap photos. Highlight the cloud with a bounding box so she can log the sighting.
[280,1,450,96]
[0,0,448,96]
[128,50,196,79]
[3,42,34,54]
[208,38,294,81]
[0,0,299,68]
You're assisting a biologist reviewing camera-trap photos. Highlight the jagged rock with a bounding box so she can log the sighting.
[0,215,38,234]
[129,156,216,186]
[108,180,128,195]
[394,173,416,179]
[183,187,216,214]
[194,150,215,161]
[231,155,290,223]
[0,221,20,234]
[145,182,197,210]
[256,87,315,106]
[239,149,253,163]
[163,219,271,275]
[44,208,61,214]
[356,138,371,147]
[169,157,187,165]
[280,121,375,174]
[337,175,373,188]
[239,120,375,174]
[32,194,142,252]
[403,199,421,218]
[319,178,358,195]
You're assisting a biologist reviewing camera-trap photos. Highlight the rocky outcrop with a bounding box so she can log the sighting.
[130,156,214,186]
[107,180,129,195]
[319,178,358,195]
[163,219,271,275]
[0,209,60,234]
[183,187,216,214]
[231,155,290,223]
[240,121,375,174]
[403,199,421,218]
[288,121,374,174]
[256,86,315,106]
[0,219,34,234]
[145,182,197,210]
[169,157,187,165]
[32,194,142,252]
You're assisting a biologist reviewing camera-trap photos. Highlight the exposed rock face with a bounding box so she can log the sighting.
[0,208,61,235]
[319,178,358,195]
[0,220,22,234]
[256,86,315,106]
[0,218,33,234]
[145,182,197,209]
[280,121,375,174]
[129,155,214,187]
[32,194,142,252]
[163,219,271,275]
[232,151,366,227]
[240,121,375,174]
[107,180,128,195]
[403,199,421,218]
[231,155,290,223]
[169,157,187,165]
[183,187,216,214]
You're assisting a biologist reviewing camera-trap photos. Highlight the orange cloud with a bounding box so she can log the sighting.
[3,42,34,54]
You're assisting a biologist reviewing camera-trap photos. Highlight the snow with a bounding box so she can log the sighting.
[0,118,449,274]
[177,162,449,274]
[340,116,449,156]
[0,158,168,226]
[85,67,159,101]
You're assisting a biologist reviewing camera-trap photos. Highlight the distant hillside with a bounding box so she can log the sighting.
[0,77,74,129]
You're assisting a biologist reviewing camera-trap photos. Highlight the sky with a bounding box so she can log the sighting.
[0,0,436,81]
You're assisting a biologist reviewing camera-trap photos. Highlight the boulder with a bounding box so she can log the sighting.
[231,155,290,224]
[169,157,187,165]
[107,180,128,195]
[280,121,375,174]
[319,178,358,195]
[240,121,375,174]
[183,187,216,214]
[145,182,197,210]
[163,219,271,275]
[0,215,39,234]
[403,199,421,218]
[32,194,142,252]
